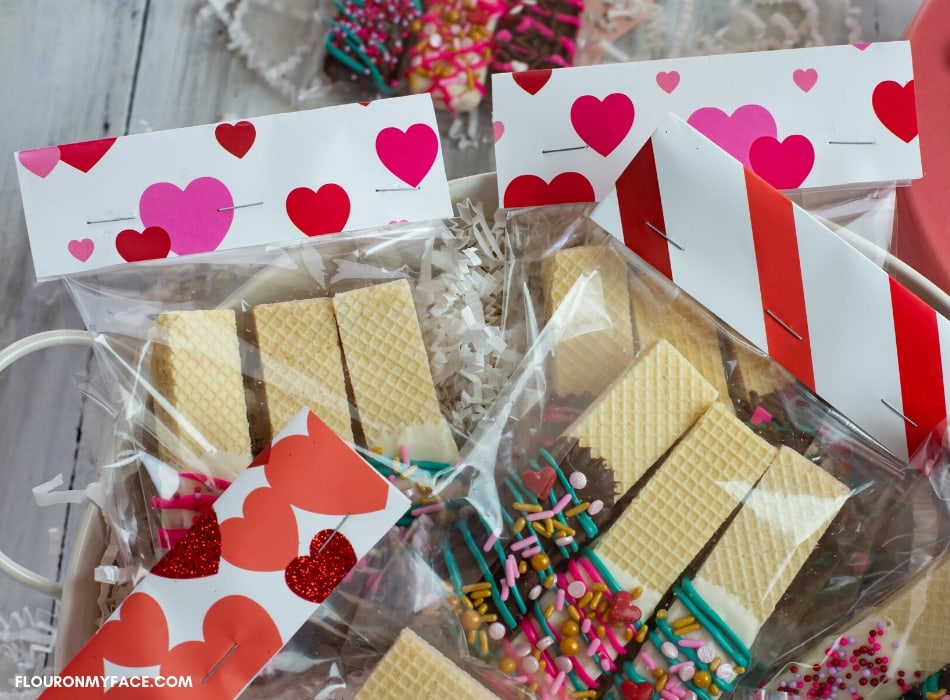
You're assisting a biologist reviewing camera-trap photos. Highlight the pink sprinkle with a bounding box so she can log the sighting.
[568,580,587,599]
[670,662,690,672]
[553,493,573,514]
[551,672,566,693]
[399,444,410,465]
[388,475,397,483]
[521,545,542,558]
[537,636,555,650]
[661,691,679,700]
[511,535,539,551]
[483,532,499,552]
[678,638,705,648]
[640,652,657,670]
[555,536,574,547]
[500,581,510,601]
[580,618,592,634]
[506,555,518,587]
[410,503,445,515]
[587,638,602,657]
[556,588,566,611]
[555,657,572,673]
[513,675,530,684]
[750,405,773,426]
[526,509,555,522]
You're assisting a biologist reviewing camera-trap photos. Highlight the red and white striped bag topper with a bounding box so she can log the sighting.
[591,114,949,461]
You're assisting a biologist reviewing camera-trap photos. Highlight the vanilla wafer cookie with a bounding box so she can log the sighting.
[151,310,251,468]
[625,448,850,699]
[252,297,352,442]
[354,628,498,700]
[630,279,733,409]
[771,555,950,700]
[542,245,635,397]
[727,336,790,399]
[565,339,718,495]
[590,402,778,618]
[333,279,457,462]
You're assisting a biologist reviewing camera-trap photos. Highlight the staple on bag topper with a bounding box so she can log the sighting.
[591,113,947,462]
[14,94,452,280]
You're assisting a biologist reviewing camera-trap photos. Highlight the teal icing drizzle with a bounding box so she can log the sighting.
[458,519,522,628]
[922,671,942,696]
[443,547,464,595]
[581,548,623,594]
[652,617,725,698]
[525,459,576,559]
[676,578,751,668]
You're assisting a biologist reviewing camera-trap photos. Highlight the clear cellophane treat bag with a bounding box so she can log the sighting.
[331,207,949,700]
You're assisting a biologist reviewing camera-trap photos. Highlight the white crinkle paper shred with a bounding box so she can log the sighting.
[412,200,519,438]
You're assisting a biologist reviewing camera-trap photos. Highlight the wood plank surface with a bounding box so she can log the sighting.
[0,0,925,659]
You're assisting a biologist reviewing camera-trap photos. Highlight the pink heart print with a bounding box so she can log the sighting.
[655,71,680,94]
[493,121,505,143]
[18,146,60,178]
[749,134,815,190]
[570,93,635,157]
[67,238,94,262]
[793,68,818,92]
[139,177,234,256]
[687,104,777,168]
[375,123,439,188]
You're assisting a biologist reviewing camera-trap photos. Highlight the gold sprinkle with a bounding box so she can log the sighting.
[513,517,527,534]
[657,609,667,619]
[479,630,489,656]
[735,667,746,675]
[597,599,609,615]
[482,614,498,623]
[401,465,418,479]
[544,604,555,619]
[470,590,491,600]
[551,521,576,536]
[467,629,477,644]
[544,575,557,589]
[590,591,603,610]
[461,596,474,609]
[568,605,581,622]
[513,502,543,513]
[636,625,649,643]
[573,692,598,699]
[544,519,555,538]
[656,675,668,692]
[624,627,634,641]
[631,586,643,599]
[539,660,546,673]
[529,682,538,693]
[462,582,492,593]
[596,625,606,638]
[652,669,665,680]
[710,657,722,672]
[532,522,548,536]
[578,592,593,609]
[477,604,488,615]
[676,623,701,635]
[371,447,384,454]
[591,583,608,593]
[518,560,528,575]
[565,503,590,518]
[533,649,542,660]
[925,692,947,700]
[710,683,721,696]
[672,615,696,630]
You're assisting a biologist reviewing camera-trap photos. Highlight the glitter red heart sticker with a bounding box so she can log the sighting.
[285,529,357,603]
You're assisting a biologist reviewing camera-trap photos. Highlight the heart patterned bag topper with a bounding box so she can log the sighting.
[14,93,452,279]
[40,409,409,700]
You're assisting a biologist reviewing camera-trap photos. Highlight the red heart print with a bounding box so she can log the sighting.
[503,172,595,208]
[17,146,60,178]
[59,137,117,172]
[620,680,654,700]
[115,226,172,262]
[68,238,94,263]
[152,510,221,579]
[286,184,350,236]
[285,529,358,602]
[522,467,556,499]
[159,596,283,699]
[570,93,635,157]
[215,121,256,158]
[265,412,390,516]
[793,68,818,92]
[607,590,642,623]
[512,69,552,95]
[655,70,680,94]
[375,123,439,188]
[748,134,815,190]
[872,79,918,143]
[219,485,300,571]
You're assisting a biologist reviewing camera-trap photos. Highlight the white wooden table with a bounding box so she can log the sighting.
[0,0,921,633]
